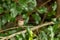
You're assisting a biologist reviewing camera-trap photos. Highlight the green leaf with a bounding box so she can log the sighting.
[39,31,48,40]
[52,2,57,11]
[37,7,47,14]
[48,11,56,17]
[26,28,34,40]
[23,14,29,25]
[24,17,29,25]
[8,30,17,35]
[0,6,3,14]
[52,18,57,23]
[32,13,41,24]
[21,33,26,40]
[48,26,54,40]
[5,13,12,22]
[2,16,7,25]
[16,6,23,14]
[54,38,59,40]
[18,0,37,12]
[27,0,37,11]
[16,34,23,40]
[10,8,18,18]
[18,0,28,5]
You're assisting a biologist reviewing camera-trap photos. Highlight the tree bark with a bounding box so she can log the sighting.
[56,0,60,18]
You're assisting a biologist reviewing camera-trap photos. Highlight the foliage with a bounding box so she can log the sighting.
[0,0,60,40]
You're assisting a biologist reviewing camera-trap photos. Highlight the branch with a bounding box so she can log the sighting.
[40,0,51,7]
[41,13,47,24]
[41,5,52,24]
[0,0,52,33]
[0,37,4,39]
[0,0,52,39]
[26,0,51,16]
[1,22,54,40]
[0,26,34,33]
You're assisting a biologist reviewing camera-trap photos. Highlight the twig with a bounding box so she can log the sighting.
[41,13,47,24]
[0,26,34,33]
[37,0,51,24]
[0,0,51,33]
[0,37,4,38]
[0,27,19,33]
[0,0,52,39]
[40,0,51,7]
[41,5,52,24]
[1,22,54,40]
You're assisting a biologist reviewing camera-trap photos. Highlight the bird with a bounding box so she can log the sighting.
[16,15,24,27]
